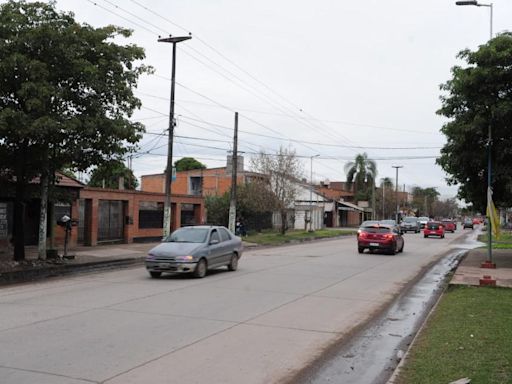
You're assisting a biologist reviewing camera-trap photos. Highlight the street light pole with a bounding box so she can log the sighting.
[455,1,493,39]
[158,35,192,239]
[309,155,319,231]
[392,166,403,223]
[455,1,494,264]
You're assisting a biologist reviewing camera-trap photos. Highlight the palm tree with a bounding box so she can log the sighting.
[344,153,377,216]
[380,177,394,219]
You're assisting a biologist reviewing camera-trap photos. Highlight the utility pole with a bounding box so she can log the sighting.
[228,112,238,233]
[382,180,385,220]
[392,166,403,223]
[159,35,191,239]
[309,155,319,231]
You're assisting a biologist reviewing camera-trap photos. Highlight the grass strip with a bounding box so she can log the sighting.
[243,229,356,245]
[478,232,512,249]
[395,285,512,384]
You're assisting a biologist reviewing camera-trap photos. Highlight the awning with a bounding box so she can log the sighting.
[338,201,364,211]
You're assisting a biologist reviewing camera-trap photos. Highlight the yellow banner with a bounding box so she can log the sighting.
[487,187,500,240]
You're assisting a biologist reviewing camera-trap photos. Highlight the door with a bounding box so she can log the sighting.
[97,200,124,242]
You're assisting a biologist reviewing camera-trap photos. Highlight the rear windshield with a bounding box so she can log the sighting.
[427,223,440,229]
[362,227,392,234]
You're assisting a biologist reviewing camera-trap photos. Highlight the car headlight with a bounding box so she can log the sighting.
[175,255,194,262]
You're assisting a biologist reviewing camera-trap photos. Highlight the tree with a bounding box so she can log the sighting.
[411,187,440,217]
[376,177,395,219]
[250,147,303,234]
[88,160,138,190]
[174,157,206,172]
[437,33,512,212]
[344,153,377,218]
[0,1,150,260]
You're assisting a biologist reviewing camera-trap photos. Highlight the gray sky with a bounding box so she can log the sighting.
[46,1,512,198]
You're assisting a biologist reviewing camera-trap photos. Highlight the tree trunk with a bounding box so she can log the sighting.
[280,209,287,235]
[13,158,26,261]
[37,169,49,259]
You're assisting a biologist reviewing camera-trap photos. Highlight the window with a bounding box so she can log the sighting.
[138,201,164,229]
[189,176,202,196]
[219,228,231,242]
[210,229,220,243]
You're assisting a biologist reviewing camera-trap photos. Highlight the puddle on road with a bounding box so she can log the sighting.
[298,235,482,384]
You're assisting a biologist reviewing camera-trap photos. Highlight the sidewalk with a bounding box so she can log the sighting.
[0,242,159,285]
[451,248,512,288]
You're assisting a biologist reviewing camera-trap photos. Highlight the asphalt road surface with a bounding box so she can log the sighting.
[0,229,468,384]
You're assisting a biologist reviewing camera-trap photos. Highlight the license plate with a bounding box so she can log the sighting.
[159,263,171,269]
[370,242,379,247]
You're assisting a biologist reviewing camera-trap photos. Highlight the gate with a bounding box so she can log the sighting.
[98,200,124,242]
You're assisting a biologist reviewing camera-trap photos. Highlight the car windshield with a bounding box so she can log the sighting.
[427,223,440,229]
[419,217,429,221]
[380,220,396,225]
[404,217,417,222]
[165,228,209,243]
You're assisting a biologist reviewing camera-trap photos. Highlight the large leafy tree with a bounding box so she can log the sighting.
[437,33,512,212]
[174,157,206,172]
[0,1,150,259]
[344,152,377,202]
[411,186,440,217]
[88,160,138,190]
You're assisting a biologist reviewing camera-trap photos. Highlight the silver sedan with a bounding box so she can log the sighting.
[145,225,243,278]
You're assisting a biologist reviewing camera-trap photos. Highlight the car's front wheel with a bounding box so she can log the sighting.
[193,259,207,278]
[227,253,239,271]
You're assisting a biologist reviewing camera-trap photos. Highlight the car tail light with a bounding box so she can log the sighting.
[358,231,368,239]
[384,234,394,240]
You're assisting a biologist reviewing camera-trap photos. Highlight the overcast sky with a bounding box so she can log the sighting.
[40,1,512,198]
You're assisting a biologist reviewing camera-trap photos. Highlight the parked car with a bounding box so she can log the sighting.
[418,216,430,229]
[463,218,474,229]
[424,221,445,238]
[357,223,404,255]
[145,226,243,278]
[401,217,420,233]
[441,219,456,233]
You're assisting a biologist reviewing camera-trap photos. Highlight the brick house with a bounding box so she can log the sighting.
[0,173,205,253]
[141,167,266,197]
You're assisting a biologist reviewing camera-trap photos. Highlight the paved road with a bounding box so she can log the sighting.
[0,229,468,384]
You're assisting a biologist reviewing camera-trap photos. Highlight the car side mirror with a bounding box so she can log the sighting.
[210,239,219,245]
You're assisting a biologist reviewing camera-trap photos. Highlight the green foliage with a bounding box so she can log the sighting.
[205,193,230,226]
[396,286,512,384]
[0,0,151,176]
[344,152,377,201]
[437,33,512,211]
[411,186,440,216]
[88,160,138,190]
[174,157,206,172]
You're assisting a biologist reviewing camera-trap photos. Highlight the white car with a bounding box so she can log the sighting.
[418,216,430,229]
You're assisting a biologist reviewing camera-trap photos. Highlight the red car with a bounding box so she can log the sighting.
[424,221,445,238]
[357,224,404,255]
[441,220,456,233]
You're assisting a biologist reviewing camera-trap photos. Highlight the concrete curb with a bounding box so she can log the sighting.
[0,257,144,286]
